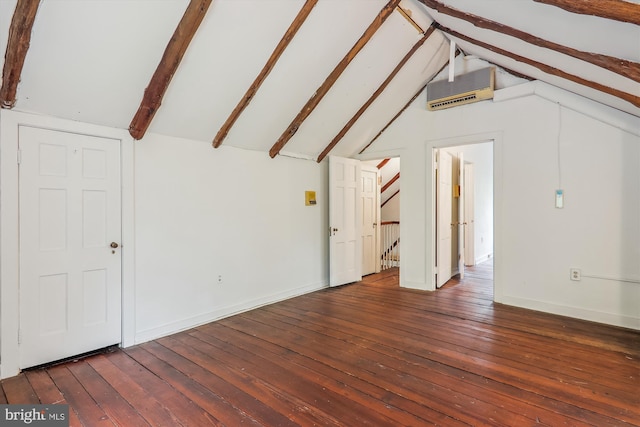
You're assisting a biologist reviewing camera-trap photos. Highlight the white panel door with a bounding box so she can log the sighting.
[464,163,475,266]
[361,165,380,276]
[457,153,465,279]
[329,156,362,287]
[437,150,453,288]
[19,127,122,369]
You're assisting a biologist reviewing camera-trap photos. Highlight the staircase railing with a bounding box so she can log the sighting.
[380,221,400,270]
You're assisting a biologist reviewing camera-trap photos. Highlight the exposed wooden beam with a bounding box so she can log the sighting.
[212,0,318,148]
[316,25,436,163]
[397,6,424,34]
[438,25,640,108]
[381,190,399,207]
[376,158,390,169]
[382,172,400,193]
[0,0,40,109]
[268,0,401,158]
[358,83,424,154]
[533,0,640,25]
[359,52,454,155]
[417,0,640,83]
[129,0,212,140]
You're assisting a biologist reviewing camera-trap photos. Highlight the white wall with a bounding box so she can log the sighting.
[381,194,400,222]
[134,134,329,342]
[362,81,640,330]
[0,110,329,377]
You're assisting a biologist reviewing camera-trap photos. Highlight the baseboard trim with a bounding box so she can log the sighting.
[475,253,492,265]
[498,295,640,331]
[133,280,328,344]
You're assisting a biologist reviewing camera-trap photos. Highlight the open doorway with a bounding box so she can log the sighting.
[435,141,493,293]
[361,157,400,276]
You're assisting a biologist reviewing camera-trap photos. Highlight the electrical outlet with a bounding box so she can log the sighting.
[217,275,223,284]
[570,268,581,281]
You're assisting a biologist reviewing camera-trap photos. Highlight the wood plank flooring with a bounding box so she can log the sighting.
[3,262,639,426]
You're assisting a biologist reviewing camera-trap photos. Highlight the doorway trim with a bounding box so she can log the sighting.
[0,110,136,379]
[358,149,404,282]
[425,131,503,299]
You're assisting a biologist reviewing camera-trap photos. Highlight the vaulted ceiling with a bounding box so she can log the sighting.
[1,0,638,162]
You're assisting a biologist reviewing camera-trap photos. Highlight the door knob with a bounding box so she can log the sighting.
[110,242,119,249]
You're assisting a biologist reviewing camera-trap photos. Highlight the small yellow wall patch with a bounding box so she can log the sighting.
[305,191,316,206]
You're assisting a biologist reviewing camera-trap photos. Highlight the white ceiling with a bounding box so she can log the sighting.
[1,0,638,161]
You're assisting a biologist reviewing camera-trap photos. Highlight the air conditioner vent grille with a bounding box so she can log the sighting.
[429,94,477,109]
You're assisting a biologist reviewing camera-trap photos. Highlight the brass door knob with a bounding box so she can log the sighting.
[110,242,119,249]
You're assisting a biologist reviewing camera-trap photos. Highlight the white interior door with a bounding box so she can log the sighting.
[464,163,475,266]
[329,156,362,287]
[361,165,380,275]
[19,127,122,369]
[457,153,465,279]
[437,150,453,288]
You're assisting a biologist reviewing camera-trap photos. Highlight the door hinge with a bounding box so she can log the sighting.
[17,149,22,165]
[18,328,21,344]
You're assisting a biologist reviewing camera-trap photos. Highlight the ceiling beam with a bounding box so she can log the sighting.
[359,51,454,155]
[382,172,400,193]
[129,0,212,140]
[417,0,640,83]
[268,0,401,158]
[533,0,640,25]
[316,24,437,163]
[377,158,390,169]
[438,25,640,108]
[358,83,424,154]
[212,0,318,148]
[0,0,40,109]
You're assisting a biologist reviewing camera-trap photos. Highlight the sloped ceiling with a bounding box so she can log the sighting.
[419,0,640,118]
[1,0,638,162]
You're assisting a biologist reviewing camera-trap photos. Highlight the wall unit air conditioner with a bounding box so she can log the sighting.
[427,67,495,111]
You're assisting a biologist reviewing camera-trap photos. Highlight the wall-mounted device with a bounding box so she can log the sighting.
[555,189,564,208]
[427,67,495,111]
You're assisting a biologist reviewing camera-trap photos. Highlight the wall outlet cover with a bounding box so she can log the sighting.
[570,268,581,281]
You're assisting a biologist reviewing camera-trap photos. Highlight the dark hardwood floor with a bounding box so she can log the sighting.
[2,261,639,426]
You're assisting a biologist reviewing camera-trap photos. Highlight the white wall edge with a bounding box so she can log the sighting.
[356,148,404,162]
[498,295,640,331]
[494,81,640,137]
[0,110,135,378]
[533,81,640,137]
[134,280,328,345]
[492,82,536,103]
[120,134,136,348]
[400,280,432,292]
[279,150,316,161]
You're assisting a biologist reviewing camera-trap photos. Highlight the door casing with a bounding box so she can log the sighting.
[429,133,499,294]
[0,110,135,379]
[18,127,123,369]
